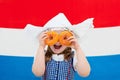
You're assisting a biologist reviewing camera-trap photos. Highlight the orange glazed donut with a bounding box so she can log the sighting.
[45,31,59,46]
[59,31,73,46]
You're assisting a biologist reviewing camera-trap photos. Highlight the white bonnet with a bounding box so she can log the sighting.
[24,13,94,39]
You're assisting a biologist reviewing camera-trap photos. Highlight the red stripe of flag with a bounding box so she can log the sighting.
[0,0,120,28]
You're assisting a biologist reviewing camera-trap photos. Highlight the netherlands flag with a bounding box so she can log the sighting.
[0,0,120,80]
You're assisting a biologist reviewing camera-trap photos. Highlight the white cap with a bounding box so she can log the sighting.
[24,13,94,39]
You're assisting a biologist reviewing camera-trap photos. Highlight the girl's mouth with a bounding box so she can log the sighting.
[54,44,62,49]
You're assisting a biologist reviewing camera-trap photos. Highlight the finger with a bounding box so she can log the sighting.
[67,36,75,41]
[40,36,47,44]
[40,31,48,35]
[42,36,48,40]
[41,34,48,38]
[39,35,47,41]
[40,32,47,37]
[39,32,47,38]
[69,39,76,43]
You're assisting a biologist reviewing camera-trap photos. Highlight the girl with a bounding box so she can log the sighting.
[32,27,91,80]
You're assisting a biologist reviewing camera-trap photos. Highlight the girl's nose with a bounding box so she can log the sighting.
[55,42,60,45]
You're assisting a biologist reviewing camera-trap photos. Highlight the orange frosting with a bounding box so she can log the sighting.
[59,31,73,46]
[45,31,59,46]
[45,30,73,46]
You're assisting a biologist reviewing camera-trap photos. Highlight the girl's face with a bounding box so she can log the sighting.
[50,42,67,54]
[49,30,67,54]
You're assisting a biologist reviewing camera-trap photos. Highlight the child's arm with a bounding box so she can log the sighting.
[32,32,47,76]
[74,45,91,77]
[68,36,91,77]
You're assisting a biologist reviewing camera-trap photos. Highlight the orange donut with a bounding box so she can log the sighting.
[45,31,59,46]
[59,31,73,46]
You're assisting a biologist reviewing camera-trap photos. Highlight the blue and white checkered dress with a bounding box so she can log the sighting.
[42,56,75,80]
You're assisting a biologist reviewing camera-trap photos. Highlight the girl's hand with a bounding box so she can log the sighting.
[67,33,80,50]
[38,32,48,48]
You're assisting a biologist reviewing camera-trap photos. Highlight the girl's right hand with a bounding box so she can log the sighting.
[38,31,48,48]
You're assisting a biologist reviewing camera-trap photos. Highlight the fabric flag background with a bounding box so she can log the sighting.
[0,0,120,80]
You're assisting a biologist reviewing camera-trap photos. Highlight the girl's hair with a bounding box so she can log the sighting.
[45,46,73,63]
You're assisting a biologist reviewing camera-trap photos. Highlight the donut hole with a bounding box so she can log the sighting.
[63,36,68,40]
[49,35,53,40]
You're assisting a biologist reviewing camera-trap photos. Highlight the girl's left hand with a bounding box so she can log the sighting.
[67,34,80,50]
